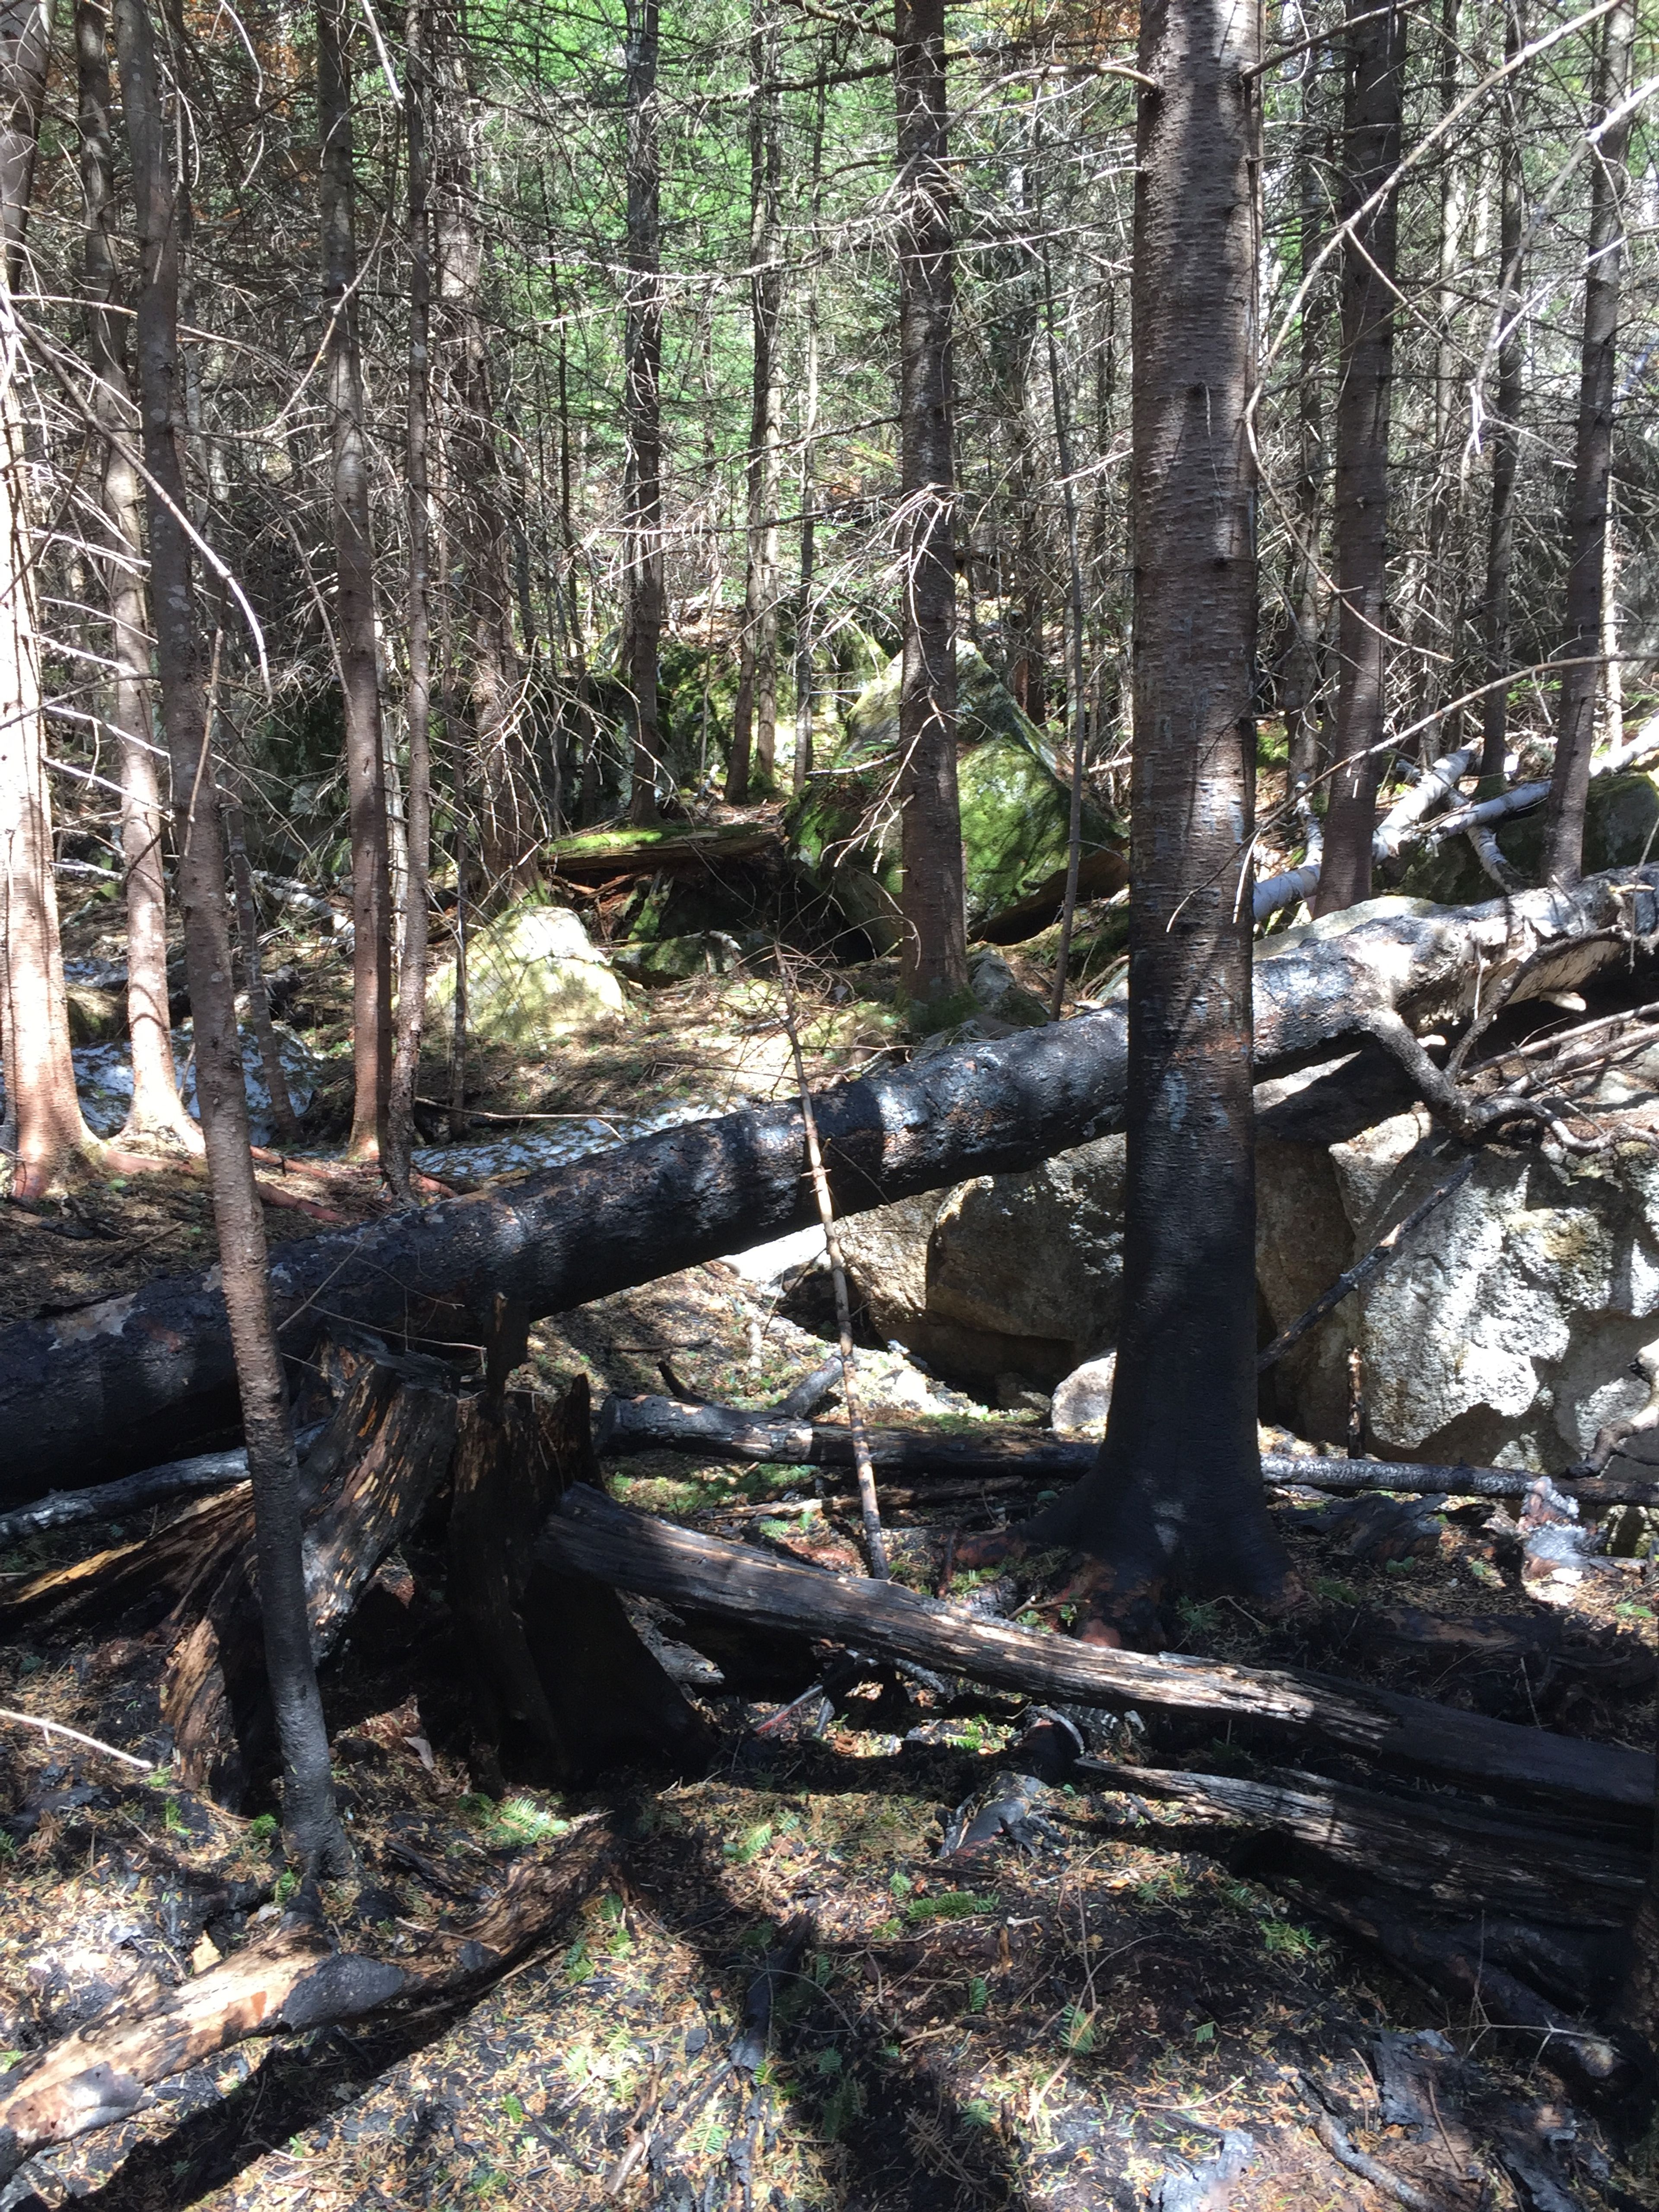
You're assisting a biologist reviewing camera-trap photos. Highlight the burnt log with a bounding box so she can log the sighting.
[3,866,1656,1494]
[1080,1757,1647,1923]
[598,1395,1659,1507]
[450,1372,712,1786]
[0,1815,615,2183]
[540,1485,1654,1819]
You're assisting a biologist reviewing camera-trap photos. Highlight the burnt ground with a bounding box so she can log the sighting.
[1,914,1656,2209]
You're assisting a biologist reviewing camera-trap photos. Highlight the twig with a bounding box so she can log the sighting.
[1257,1157,1475,1371]
[0,1706,150,1769]
[778,972,888,1580]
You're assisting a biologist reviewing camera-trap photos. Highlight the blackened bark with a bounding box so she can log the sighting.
[7,866,1657,1497]
[894,0,966,1021]
[1026,0,1287,1601]
[1313,0,1405,915]
[113,0,346,1873]
[386,0,433,1199]
[622,0,663,826]
[1480,1,1527,789]
[1284,122,1328,795]
[1544,0,1634,886]
[318,0,391,1154]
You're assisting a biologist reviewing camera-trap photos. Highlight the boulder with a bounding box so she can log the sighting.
[787,641,1126,949]
[1051,1351,1116,1440]
[425,902,629,1048]
[1396,767,1659,907]
[611,931,744,987]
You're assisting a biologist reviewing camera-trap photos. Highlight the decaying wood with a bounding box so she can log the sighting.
[597,1395,1659,1507]
[540,1486,1655,1816]
[1306,1888,1640,2100]
[545,820,780,880]
[1080,1757,1646,1923]
[164,1351,459,1803]
[0,1815,615,2183]
[9,866,1656,1493]
[451,1371,712,1786]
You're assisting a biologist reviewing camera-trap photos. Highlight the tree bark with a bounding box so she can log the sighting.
[386,0,434,1199]
[113,0,346,1875]
[793,61,826,794]
[894,0,967,1024]
[1024,0,1284,1604]
[76,0,194,1150]
[1479,1,1527,790]
[0,0,96,1198]
[1543,0,1634,887]
[1284,111,1327,795]
[622,0,663,826]
[318,0,391,1156]
[725,0,782,804]
[3,863,1656,1493]
[542,1485,1655,1818]
[1313,0,1405,915]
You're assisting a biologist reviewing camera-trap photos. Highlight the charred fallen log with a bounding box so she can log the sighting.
[597,1395,1659,1507]
[0,1815,615,2183]
[540,1486,1654,1818]
[1080,1757,1646,1923]
[5,868,1654,1494]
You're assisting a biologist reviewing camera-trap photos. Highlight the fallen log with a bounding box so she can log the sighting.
[0,1815,615,2184]
[540,1487,1654,1818]
[1080,1757,1647,1923]
[0,1449,254,1550]
[5,865,1656,1494]
[597,1395,1659,1507]
[1303,1888,1640,2100]
[545,820,781,880]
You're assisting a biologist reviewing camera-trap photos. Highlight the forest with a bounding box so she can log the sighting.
[0,0,1659,2202]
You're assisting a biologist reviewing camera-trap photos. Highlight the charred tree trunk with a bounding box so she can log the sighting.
[114,0,346,1874]
[0,0,95,1198]
[622,0,663,826]
[1313,0,1405,915]
[5,864,1658,1493]
[1020,0,1287,1606]
[725,1,782,804]
[318,0,391,1157]
[76,0,194,1150]
[1480,0,1527,791]
[449,1367,710,1787]
[1544,0,1634,887]
[1284,118,1328,797]
[894,0,967,1023]
[386,0,434,1199]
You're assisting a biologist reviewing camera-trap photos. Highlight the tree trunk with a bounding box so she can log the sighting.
[0,5,95,1201]
[75,0,194,1150]
[894,0,967,1023]
[725,3,782,804]
[1313,0,1405,915]
[386,0,434,1199]
[1020,0,1284,1606]
[3,861,1654,1493]
[622,0,663,826]
[793,62,826,794]
[1479,0,1526,790]
[113,0,346,1875]
[542,1486,1655,1818]
[1543,0,1634,887]
[432,19,532,890]
[318,0,391,1157]
[1284,124,1327,796]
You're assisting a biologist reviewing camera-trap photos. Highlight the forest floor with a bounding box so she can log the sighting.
[0,893,1655,2209]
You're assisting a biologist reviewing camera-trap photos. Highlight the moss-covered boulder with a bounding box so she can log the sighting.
[426,901,629,1047]
[611,931,744,986]
[1395,770,1659,906]
[787,641,1126,947]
